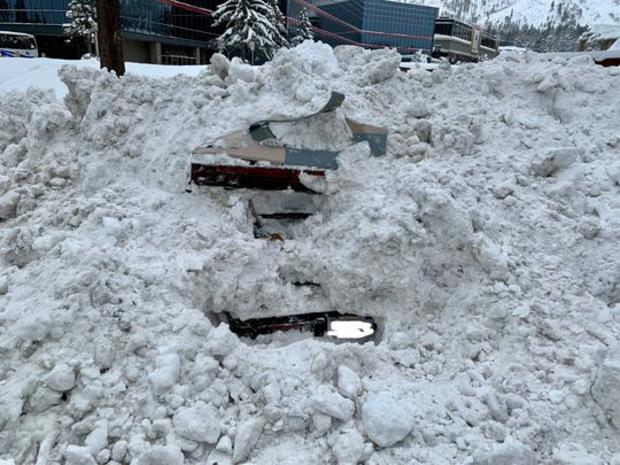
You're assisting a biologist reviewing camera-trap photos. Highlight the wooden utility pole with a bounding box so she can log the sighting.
[95,0,125,76]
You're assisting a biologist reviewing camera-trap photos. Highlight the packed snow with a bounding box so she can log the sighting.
[1,42,620,465]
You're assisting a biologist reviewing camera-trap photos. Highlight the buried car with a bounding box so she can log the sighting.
[187,91,388,193]
[189,91,385,344]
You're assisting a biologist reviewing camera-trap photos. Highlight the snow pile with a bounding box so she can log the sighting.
[1,42,620,465]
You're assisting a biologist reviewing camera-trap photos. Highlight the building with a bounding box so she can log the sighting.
[0,0,221,63]
[285,0,438,54]
[1,0,438,62]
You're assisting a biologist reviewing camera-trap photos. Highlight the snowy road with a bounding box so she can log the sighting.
[0,57,207,97]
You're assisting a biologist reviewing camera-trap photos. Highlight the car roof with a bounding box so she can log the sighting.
[0,31,36,38]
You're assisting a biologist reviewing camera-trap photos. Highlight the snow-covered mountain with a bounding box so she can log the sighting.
[412,0,620,27]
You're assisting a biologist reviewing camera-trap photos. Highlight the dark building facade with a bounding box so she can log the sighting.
[0,0,222,62]
[286,0,438,54]
[1,0,438,62]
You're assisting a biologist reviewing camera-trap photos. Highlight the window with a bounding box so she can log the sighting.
[0,33,36,49]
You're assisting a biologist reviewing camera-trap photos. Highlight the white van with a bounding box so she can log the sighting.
[0,31,39,58]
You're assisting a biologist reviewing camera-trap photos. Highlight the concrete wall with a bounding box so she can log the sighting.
[122,39,151,63]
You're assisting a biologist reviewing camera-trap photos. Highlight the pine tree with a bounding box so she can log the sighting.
[267,0,289,49]
[213,0,280,61]
[65,0,97,53]
[292,7,313,46]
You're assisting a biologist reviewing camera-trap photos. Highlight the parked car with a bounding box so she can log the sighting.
[0,31,39,58]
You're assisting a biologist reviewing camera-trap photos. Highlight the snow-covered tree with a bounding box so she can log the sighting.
[213,0,282,61]
[292,8,313,46]
[267,0,289,49]
[65,0,97,53]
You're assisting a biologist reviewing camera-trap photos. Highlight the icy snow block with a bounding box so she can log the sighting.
[333,428,366,465]
[46,363,76,392]
[148,353,180,395]
[592,345,620,429]
[232,417,264,464]
[173,403,221,444]
[553,446,605,465]
[337,366,362,399]
[64,446,97,465]
[138,445,184,465]
[531,148,578,177]
[0,191,20,219]
[310,385,355,421]
[472,438,534,465]
[362,393,412,447]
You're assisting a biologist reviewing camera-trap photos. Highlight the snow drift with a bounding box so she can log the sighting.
[1,44,619,465]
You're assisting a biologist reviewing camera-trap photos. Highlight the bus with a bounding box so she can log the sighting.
[432,17,499,63]
[0,31,39,58]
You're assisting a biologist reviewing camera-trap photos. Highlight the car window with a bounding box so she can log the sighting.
[0,35,36,49]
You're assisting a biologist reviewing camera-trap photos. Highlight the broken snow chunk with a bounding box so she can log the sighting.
[312,413,332,434]
[262,382,281,405]
[483,392,509,424]
[85,420,108,454]
[473,437,534,465]
[167,431,199,452]
[337,366,362,399]
[94,340,115,370]
[232,417,265,464]
[138,445,184,465]
[210,53,230,80]
[0,175,10,194]
[111,440,128,462]
[95,449,110,465]
[531,148,578,177]
[310,385,355,421]
[49,177,66,188]
[204,324,239,358]
[591,344,620,429]
[332,428,366,465]
[148,352,180,395]
[65,445,97,465]
[406,99,431,118]
[173,402,221,444]
[0,190,20,219]
[0,276,8,295]
[206,449,232,465]
[362,393,413,447]
[389,332,412,350]
[553,445,605,465]
[415,120,432,143]
[578,218,601,239]
[46,363,76,392]
[216,435,232,453]
[225,58,255,85]
[26,385,62,413]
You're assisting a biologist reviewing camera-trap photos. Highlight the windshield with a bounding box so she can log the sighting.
[0,34,37,50]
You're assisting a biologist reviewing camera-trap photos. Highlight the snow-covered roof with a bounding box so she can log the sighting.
[580,24,620,41]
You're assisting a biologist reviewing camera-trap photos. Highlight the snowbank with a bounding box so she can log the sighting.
[0,57,207,97]
[0,42,619,465]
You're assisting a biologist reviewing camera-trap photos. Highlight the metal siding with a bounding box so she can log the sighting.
[0,0,221,47]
